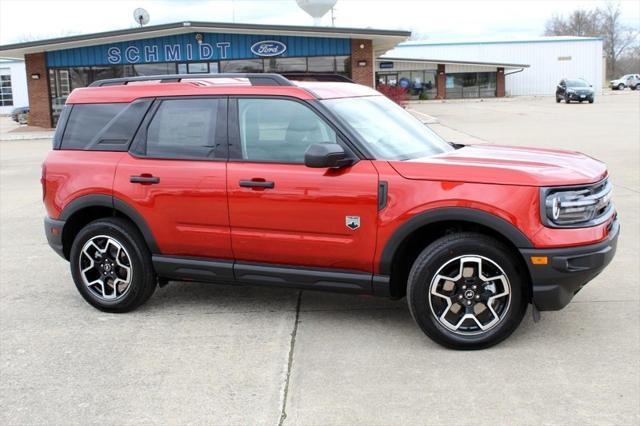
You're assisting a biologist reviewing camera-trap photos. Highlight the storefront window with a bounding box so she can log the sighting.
[446,72,496,99]
[220,59,264,73]
[0,70,13,106]
[335,56,350,76]
[264,57,308,73]
[133,63,176,76]
[187,62,209,73]
[307,56,334,72]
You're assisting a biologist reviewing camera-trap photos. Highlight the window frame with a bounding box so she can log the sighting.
[227,95,362,165]
[129,96,228,161]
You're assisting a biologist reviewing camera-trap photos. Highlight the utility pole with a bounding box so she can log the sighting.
[331,7,336,27]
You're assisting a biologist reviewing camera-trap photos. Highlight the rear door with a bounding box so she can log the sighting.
[226,97,379,273]
[114,97,232,260]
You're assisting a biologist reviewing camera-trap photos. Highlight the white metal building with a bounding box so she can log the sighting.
[0,59,28,114]
[383,36,604,96]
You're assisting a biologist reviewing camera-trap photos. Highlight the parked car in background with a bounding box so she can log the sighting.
[10,106,29,124]
[609,74,640,90]
[556,79,595,103]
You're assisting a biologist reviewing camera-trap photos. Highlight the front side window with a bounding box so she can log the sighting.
[237,98,336,163]
[145,99,220,159]
[323,95,452,161]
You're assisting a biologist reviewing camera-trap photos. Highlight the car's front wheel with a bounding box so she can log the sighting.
[618,83,625,90]
[407,233,528,350]
[564,94,571,103]
[70,218,156,312]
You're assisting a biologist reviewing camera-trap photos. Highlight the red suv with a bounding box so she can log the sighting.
[43,73,618,349]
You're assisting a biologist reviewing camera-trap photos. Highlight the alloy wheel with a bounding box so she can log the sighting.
[79,235,133,301]
[428,255,511,336]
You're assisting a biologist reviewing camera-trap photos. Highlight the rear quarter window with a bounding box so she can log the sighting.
[61,103,126,149]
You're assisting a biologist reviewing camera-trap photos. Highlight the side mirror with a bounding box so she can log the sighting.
[304,143,353,168]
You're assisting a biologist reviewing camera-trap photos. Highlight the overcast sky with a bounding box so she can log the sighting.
[0,0,638,45]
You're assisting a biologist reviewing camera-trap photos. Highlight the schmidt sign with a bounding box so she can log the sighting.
[106,39,288,64]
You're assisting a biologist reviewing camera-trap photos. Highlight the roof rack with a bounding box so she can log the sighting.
[89,73,294,87]
[281,73,354,83]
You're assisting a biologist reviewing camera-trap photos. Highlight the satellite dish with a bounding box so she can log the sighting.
[133,8,150,27]
[296,0,337,26]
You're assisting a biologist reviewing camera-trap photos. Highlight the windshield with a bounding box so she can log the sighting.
[322,96,453,160]
[566,79,589,87]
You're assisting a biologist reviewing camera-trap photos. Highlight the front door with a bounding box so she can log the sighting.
[114,97,232,260]
[226,97,379,273]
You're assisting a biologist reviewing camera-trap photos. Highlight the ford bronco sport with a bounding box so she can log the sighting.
[43,73,618,349]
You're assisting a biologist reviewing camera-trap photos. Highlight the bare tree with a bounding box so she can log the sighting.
[600,2,637,77]
[544,9,601,37]
[543,1,639,77]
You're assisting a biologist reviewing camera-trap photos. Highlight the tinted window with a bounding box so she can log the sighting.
[566,79,588,87]
[145,99,220,159]
[61,103,126,149]
[237,99,336,163]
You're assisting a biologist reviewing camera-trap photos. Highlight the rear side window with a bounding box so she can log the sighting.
[144,99,221,159]
[61,103,126,149]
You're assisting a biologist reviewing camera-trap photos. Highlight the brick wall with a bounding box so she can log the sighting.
[350,39,374,87]
[436,64,446,99]
[496,67,505,97]
[25,52,53,128]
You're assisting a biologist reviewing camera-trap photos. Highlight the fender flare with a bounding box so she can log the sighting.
[59,194,160,254]
[378,207,533,275]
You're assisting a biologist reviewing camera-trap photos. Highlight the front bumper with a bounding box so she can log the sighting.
[566,92,594,100]
[519,218,619,311]
[44,216,66,259]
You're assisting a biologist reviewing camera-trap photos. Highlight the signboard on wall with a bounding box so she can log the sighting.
[46,32,351,67]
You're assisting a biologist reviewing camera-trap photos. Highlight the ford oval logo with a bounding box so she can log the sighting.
[251,40,287,57]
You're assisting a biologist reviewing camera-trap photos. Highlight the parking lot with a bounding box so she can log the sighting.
[1,91,638,425]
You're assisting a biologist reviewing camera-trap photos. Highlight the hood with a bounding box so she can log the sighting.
[389,144,607,187]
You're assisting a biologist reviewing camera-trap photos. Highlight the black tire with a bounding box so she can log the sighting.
[588,98,594,104]
[70,217,156,312]
[631,85,637,91]
[618,83,625,90]
[407,233,528,350]
[556,96,561,103]
[564,94,570,104]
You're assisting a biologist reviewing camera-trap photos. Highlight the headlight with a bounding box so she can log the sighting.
[541,179,613,227]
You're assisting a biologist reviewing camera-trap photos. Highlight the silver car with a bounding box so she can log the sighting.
[610,74,640,90]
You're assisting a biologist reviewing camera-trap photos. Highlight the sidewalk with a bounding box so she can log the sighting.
[0,116,54,141]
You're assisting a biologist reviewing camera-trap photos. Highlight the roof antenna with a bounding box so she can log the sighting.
[133,8,150,28]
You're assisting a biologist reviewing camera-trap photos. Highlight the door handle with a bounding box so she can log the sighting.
[239,179,274,189]
[130,175,160,184]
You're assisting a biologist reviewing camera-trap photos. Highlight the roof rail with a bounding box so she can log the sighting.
[282,73,354,83]
[89,73,294,87]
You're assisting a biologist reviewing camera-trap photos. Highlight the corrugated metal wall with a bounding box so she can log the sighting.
[386,39,603,96]
[46,32,351,67]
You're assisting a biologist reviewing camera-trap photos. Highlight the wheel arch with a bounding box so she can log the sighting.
[59,194,159,259]
[379,207,533,299]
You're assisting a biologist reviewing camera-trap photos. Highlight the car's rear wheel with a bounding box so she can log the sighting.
[70,218,156,312]
[407,233,528,350]
[631,85,637,91]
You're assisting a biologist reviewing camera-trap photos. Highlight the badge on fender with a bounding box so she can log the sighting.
[346,216,360,230]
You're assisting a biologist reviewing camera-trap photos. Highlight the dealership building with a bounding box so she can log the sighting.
[0,21,409,127]
[380,36,604,98]
[0,21,604,128]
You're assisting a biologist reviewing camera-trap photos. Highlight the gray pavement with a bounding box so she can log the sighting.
[1,91,638,425]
